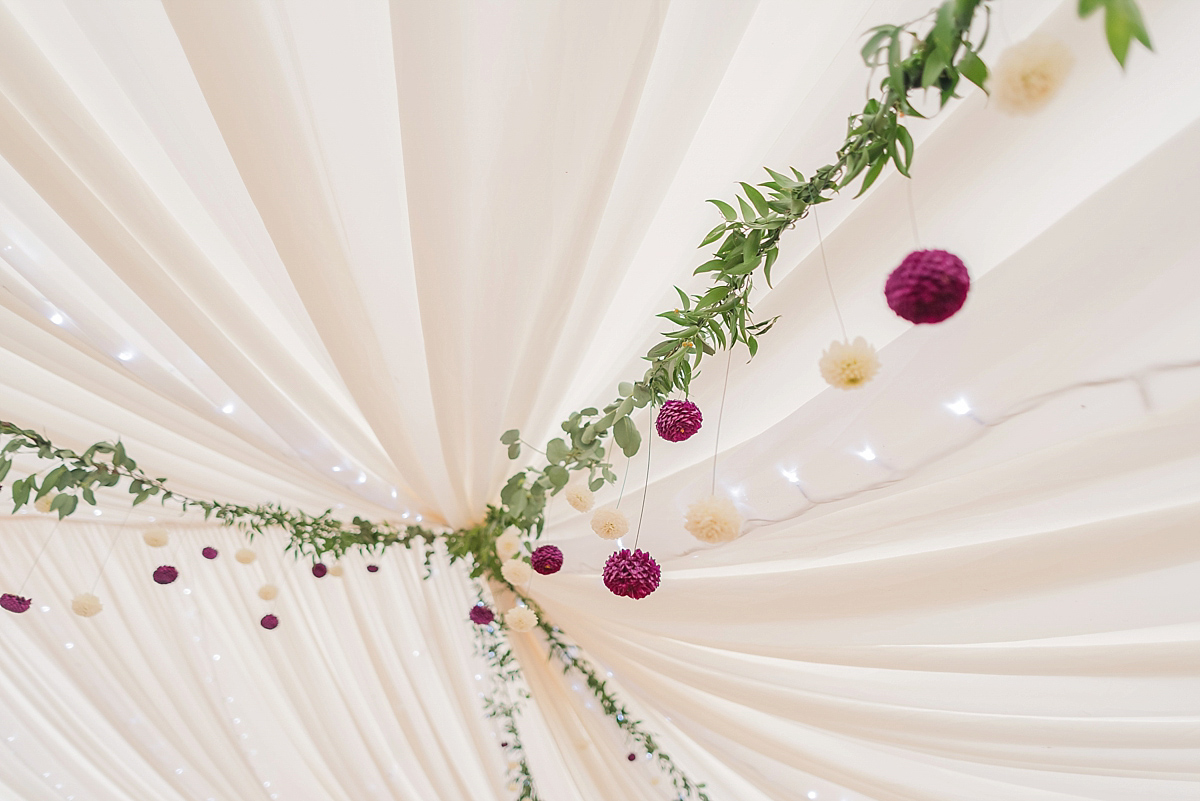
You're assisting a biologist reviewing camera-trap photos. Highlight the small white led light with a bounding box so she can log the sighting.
[331,465,341,472]
[221,403,235,414]
[50,313,64,325]
[945,397,971,416]
[857,446,876,461]
[117,351,134,361]
[356,472,366,484]
[781,468,799,483]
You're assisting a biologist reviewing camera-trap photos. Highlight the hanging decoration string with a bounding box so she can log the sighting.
[615,454,631,509]
[813,208,849,343]
[711,348,734,496]
[20,516,62,593]
[90,507,134,593]
[905,177,923,248]
[632,428,653,550]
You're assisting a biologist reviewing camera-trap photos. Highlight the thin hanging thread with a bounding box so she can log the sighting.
[90,507,134,593]
[632,429,652,550]
[813,209,848,342]
[20,516,62,592]
[905,178,923,248]
[615,454,631,509]
[711,348,734,496]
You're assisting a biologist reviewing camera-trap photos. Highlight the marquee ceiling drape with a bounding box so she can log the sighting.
[0,1,1197,800]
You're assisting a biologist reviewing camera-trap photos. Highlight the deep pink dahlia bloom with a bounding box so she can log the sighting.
[884,249,970,324]
[602,549,661,599]
[469,605,495,625]
[153,565,178,585]
[531,545,563,575]
[655,399,703,442]
[0,593,31,613]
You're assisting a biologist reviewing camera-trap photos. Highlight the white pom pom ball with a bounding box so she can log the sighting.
[258,584,278,601]
[71,593,103,617]
[142,528,169,548]
[590,507,629,540]
[565,483,594,513]
[684,495,742,544]
[819,337,880,390]
[501,559,533,587]
[991,35,1074,116]
[328,564,344,577]
[235,548,257,564]
[34,493,57,514]
[504,606,537,632]
[495,527,522,561]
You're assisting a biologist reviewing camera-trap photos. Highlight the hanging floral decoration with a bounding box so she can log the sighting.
[0,593,31,613]
[366,564,380,573]
[564,483,594,513]
[496,527,522,561]
[328,564,344,577]
[683,496,742,544]
[152,565,178,585]
[34,493,57,513]
[885,249,970,324]
[469,604,495,625]
[235,548,257,564]
[311,563,327,578]
[501,559,533,588]
[142,528,168,547]
[260,614,279,630]
[819,337,881,390]
[202,547,218,559]
[603,549,661,600]
[71,593,103,617]
[258,584,278,601]
[590,507,629,541]
[991,35,1075,115]
[530,545,563,576]
[504,606,537,633]
[655,399,703,442]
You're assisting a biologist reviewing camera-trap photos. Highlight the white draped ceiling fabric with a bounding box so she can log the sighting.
[0,0,1197,799]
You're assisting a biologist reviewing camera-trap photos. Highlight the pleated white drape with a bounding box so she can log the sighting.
[1,1,1198,799]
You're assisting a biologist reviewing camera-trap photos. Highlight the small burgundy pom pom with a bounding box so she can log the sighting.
[655,399,703,442]
[311,563,327,578]
[260,614,279,630]
[201,547,218,559]
[153,565,178,585]
[469,605,495,625]
[366,564,379,573]
[0,593,31,613]
[603,549,661,600]
[500,741,509,748]
[530,545,563,575]
[885,249,970,324]
[627,753,637,762]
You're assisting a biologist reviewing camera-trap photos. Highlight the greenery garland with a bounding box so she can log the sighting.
[0,2,1151,799]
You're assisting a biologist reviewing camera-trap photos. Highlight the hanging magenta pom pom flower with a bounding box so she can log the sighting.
[531,545,563,575]
[311,563,327,578]
[469,604,495,625]
[885,249,970,324]
[366,564,379,573]
[627,753,637,762]
[655,399,703,442]
[0,593,31,613]
[153,565,178,585]
[260,614,279,630]
[201,547,218,559]
[603,549,661,599]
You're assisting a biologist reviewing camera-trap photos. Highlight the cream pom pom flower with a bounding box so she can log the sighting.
[258,584,278,601]
[504,606,537,632]
[235,548,257,564]
[500,558,533,587]
[495,527,522,561]
[590,507,629,541]
[33,493,57,514]
[684,495,742,544]
[991,35,1074,116]
[564,482,594,513]
[819,337,880,390]
[328,564,344,577]
[71,593,103,617]
[142,528,169,548]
